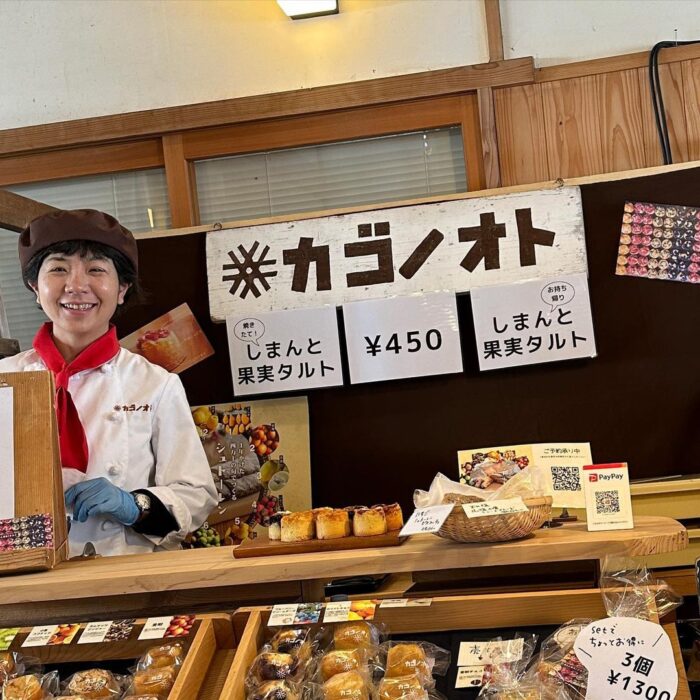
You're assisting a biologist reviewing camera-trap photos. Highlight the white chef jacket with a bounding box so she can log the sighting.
[0,347,218,557]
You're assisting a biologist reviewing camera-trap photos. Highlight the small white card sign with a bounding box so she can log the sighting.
[574,617,677,700]
[343,292,463,384]
[22,625,58,648]
[0,387,14,520]
[470,272,596,371]
[455,666,486,688]
[77,621,113,645]
[583,463,633,531]
[462,498,528,518]
[457,638,525,666]
[399,505,453,537]
[138,617,172,640]
[226,306,343,396]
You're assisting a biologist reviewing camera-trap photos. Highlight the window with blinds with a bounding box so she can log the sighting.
[195,127,467,225]
[1,168,170,349]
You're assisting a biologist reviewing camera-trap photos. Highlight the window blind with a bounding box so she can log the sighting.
[195,127,466,225]
[2,169,169,349]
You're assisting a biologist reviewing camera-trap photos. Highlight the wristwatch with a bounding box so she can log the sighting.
[133,492,152,522]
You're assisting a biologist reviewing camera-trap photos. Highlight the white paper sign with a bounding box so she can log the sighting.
[455,666,486,688]
[226,306,343,396]
[268,604,299,627]
[458,638,525,666]
[461,498,528,518]
[537,443,591,509]
[0,387,14,520]
[323,601,352,623]
[343,292,463,384]
[399,505,453,537]
[471,272,596,371]
[583,463,633,531]
[207,187,587,320]
[138,617,172,640]
[380,598,433,608]
[22,625,58,648]
[77,621,113,645]
[574,617,677,700]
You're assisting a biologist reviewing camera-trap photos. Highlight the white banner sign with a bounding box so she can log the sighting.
[226,306,343,396]
[574,617,677,700]
[207,187,587,321]
[0,387,14,520]
[471,272,596,371]
[343,292,462,384]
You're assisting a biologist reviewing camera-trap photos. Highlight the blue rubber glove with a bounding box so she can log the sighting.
[65,477,140,526]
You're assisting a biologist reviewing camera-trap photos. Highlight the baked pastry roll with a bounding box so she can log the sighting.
[269,628,312,662]
[131,666,177,696]
[248,652,298,682]
[385,644,430,683]
[352,507,387,537]
[333,621,378,651]
[316,510,351,540]
[322,670,370,700]
[3,676,43,700]
[248,679,299,700]
[139,642,183,670]
[319,649,364,681]
[281,512,315,542]
[377,675,429,700]
[66,668,120,697]
[376,503,404,531]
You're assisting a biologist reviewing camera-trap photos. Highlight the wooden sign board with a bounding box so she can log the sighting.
[0,371,67,574]
[206,186,587,321]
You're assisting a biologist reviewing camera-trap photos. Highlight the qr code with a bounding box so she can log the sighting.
[551,466,581,491]
[595,490,621,514]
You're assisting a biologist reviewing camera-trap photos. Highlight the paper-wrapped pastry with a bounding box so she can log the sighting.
[66,668,121,698]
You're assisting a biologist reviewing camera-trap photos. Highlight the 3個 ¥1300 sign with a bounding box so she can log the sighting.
[206,186,587,321]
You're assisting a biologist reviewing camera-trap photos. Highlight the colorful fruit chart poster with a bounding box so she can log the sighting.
[190,397,311,546]
[120,303,214,373]
[457,442,592,508]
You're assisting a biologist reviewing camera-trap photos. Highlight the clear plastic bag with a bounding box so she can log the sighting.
[376,675,449,699]
[126,666,177,697]
[308,668,375,700]
[600,555,682,620]
[61,668,123,697]
[268,627,317,664]
[2,670,59,700]
[534,620,590,700]
[0,652,26,689]
[378,641,450,686]
[246,651,307,688]
[136,641,184,673]
[246,679,302,700]
[478,634,538,698]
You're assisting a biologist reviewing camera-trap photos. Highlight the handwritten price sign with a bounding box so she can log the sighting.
[400,505,453,537]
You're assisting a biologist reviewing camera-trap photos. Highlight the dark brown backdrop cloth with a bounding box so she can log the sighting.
[118,167,700,515]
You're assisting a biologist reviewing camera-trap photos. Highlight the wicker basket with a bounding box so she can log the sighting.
[437,493,553,543]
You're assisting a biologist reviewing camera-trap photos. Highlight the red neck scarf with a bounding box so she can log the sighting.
[33,323,120,472]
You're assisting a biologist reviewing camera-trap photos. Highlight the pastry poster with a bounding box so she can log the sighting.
[120,303,214,373]
[457,442,592,508]
[190,397,311,546]
[616,201,700,284]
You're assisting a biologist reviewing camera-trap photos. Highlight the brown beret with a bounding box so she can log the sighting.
[19,208,138,276]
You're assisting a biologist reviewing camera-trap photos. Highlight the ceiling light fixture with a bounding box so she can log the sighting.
[277,0,339,20]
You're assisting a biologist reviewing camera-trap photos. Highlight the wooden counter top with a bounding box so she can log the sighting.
[0,516,686,606]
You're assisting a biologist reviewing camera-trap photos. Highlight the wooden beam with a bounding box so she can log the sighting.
[477,87,502,188]
[0,189,57,232]
[163,134,199,228]
[0,58,535,156]
[484,0,504,62]
[537,42,700,83]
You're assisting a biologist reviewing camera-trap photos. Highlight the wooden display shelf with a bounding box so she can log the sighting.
[0,516,687,625]
[2,613,234,700]
[222,591,691,700]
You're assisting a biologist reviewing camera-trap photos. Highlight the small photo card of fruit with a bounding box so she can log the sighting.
[0,628,20,651]
[47,623,81,645]
[120,303,214,374]
[323,600,378,623]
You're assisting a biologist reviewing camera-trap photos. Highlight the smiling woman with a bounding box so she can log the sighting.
[0,209,217,557]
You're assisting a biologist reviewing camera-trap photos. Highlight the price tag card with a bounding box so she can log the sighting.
[380,598,433,608]
[400,505,453,537]
[0,387,14,520]
[323,600,377,623]
[458,638,524,666]
[78,621,112,645]
[22,625,58,648]
[574,617,677,700]
[138,617,172,640]
[456,666,487,688]
[0,628,20,651]
[461,498,528,518]
[583,463,633,531]
[268,604,300,627]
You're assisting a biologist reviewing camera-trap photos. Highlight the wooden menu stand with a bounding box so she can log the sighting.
[0,370,67,574]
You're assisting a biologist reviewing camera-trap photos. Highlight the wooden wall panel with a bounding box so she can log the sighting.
[682,58,700,161]
[636,67,664,167]
[493,84,549,186]
[541,76,604,178]
[598,69,647,173]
